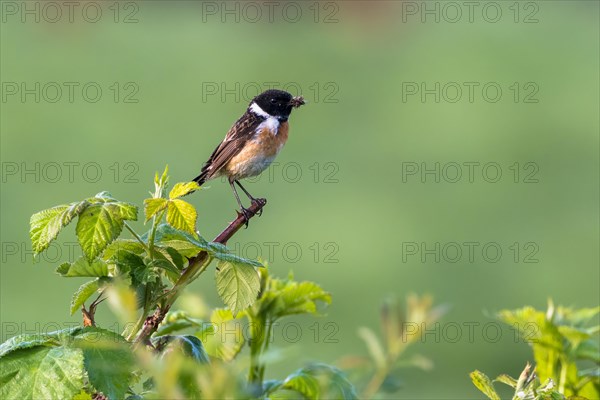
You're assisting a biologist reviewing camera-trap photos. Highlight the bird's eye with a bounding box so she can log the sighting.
[270,98,277,104]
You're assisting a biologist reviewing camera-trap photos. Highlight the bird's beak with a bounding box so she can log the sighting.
[289,96,306,108]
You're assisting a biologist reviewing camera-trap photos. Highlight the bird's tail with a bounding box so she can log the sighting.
[192,172,207,186]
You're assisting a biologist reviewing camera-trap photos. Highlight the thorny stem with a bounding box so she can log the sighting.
[134,199,267,345]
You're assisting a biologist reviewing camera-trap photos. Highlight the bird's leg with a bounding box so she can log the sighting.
[229,179,251,226]
[235,180,265,216]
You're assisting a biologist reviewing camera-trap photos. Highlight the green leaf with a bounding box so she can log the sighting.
[470,370,500,400]
[358,327,386,369]
[494,374,517,388]
[0,330,70,357]
[76,204,125,261]
[107,202,138,221]
[166,199,197,235]
[111,250,157,285]
[160,240,204,258]
[157,335,210,364]
[144,198,168,223]
[212,251,263,268]
[147,258,180,276]
[73,328,134,400]
[275,364,358,400]
[215,261,260,316]
[70,278,110,315]
[102,239,146,260]
[56,257,109,277]
[169,182,200,199]
[281,370,319,399]
[30,201,88,255]
[151,224,210,251]
[0,328,90,399]
[198,308,245,361]
[0,345,84,400]
[0,327,133,400]
[258,276,332,321]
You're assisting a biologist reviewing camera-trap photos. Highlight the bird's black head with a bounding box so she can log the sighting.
[250,89,305,121]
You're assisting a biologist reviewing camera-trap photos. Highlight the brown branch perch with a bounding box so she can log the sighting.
[134,198,267,345]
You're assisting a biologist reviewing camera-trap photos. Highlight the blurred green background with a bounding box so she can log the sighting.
[1,1,598,398]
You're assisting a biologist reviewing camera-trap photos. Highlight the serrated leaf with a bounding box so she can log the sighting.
[30,201,88,255]
[281,370,319,399]
[56,257,109,277]
[107,202,138,221]
[213,251,263,268]
[259,278,331,321]
[70,278,110,315]
[147,258,180,276]
[160,240,204,258]
[73,328,134,400]
[0,328,91,399]
[0,330,69,357]
[276,364,358,400]
[150,224,209,251]
[166,199,197,234]
[144,198,168,223]
[470,370,500,400]
[169,182,200,199]
[215,261,260,316]
[198,308,245,361]
[103,239,146,260]
[0,345,84,400]
[76,204,125,261]
[494,374,517,388]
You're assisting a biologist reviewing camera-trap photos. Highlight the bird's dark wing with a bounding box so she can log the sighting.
[193,112,261,184]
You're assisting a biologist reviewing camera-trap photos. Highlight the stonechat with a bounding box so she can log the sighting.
[192,89,305,221]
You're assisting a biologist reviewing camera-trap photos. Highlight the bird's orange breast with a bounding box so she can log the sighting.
[225,121,289,180]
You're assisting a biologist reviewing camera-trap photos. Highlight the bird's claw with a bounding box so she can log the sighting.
[237,207,252,228]
[251,198,267,216]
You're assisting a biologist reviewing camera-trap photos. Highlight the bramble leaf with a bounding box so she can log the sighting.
[470,370,500,400]
[269,364,358,400]
[215,261,260,316]
[0,345,84,400]
[74,328,134,400]
[70,278,109,315]
[144,198,168,222]
[198,308,245,361]
[166,199,197,235]
[56,257,109,277]
[107,202,138,221]
[150,224,209,251]
[76,204,125,261]
[212,251,263,268]
[30,201,89,255]
[169,182,200,199]
[156,335,210,365]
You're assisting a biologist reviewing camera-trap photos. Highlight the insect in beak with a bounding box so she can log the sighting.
[289,96,306,108]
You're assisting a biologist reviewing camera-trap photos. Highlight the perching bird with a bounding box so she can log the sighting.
[192,89,305,222]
